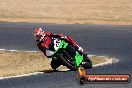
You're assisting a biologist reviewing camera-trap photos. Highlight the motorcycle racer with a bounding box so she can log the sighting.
[34,28,92,70]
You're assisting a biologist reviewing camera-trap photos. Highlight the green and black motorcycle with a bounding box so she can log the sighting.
[50,37,92,71]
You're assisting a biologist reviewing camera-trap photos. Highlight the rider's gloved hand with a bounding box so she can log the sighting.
[78,46,84,52]
[76,45,84,52]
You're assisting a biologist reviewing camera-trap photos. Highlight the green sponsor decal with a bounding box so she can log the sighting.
[59,40,68,49]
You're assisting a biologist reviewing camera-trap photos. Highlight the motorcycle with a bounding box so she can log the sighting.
[50,37,92,71]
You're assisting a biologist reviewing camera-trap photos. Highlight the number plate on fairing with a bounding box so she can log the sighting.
[54,38,61,51]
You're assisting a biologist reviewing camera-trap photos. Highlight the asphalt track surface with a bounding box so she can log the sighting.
[0,22,132,88]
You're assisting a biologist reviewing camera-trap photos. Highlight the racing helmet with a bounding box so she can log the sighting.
[34,28,45,41]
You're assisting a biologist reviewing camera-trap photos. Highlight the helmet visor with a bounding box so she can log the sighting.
[34,35,41,41]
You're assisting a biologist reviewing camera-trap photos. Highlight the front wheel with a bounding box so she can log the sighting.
[59,50,78,71]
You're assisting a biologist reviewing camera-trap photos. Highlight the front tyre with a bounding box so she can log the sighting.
[59,50,78,71]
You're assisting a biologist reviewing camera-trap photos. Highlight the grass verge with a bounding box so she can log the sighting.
[0,0,132,25]
[0,50,113,77]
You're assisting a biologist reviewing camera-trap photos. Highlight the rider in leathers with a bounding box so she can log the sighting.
[34,28,92,70]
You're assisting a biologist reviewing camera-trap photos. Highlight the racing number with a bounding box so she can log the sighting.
[54,38,61,50]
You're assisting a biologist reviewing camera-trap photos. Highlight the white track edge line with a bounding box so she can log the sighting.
[0,49,118,80]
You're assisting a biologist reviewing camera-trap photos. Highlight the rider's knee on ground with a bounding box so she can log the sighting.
[82,61,92,69]
[51,59,61,70]
[82,57,93,69]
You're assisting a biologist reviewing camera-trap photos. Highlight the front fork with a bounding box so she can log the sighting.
[65,45,84,67]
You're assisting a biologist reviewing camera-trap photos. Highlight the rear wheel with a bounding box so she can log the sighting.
[59,50,78,71]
